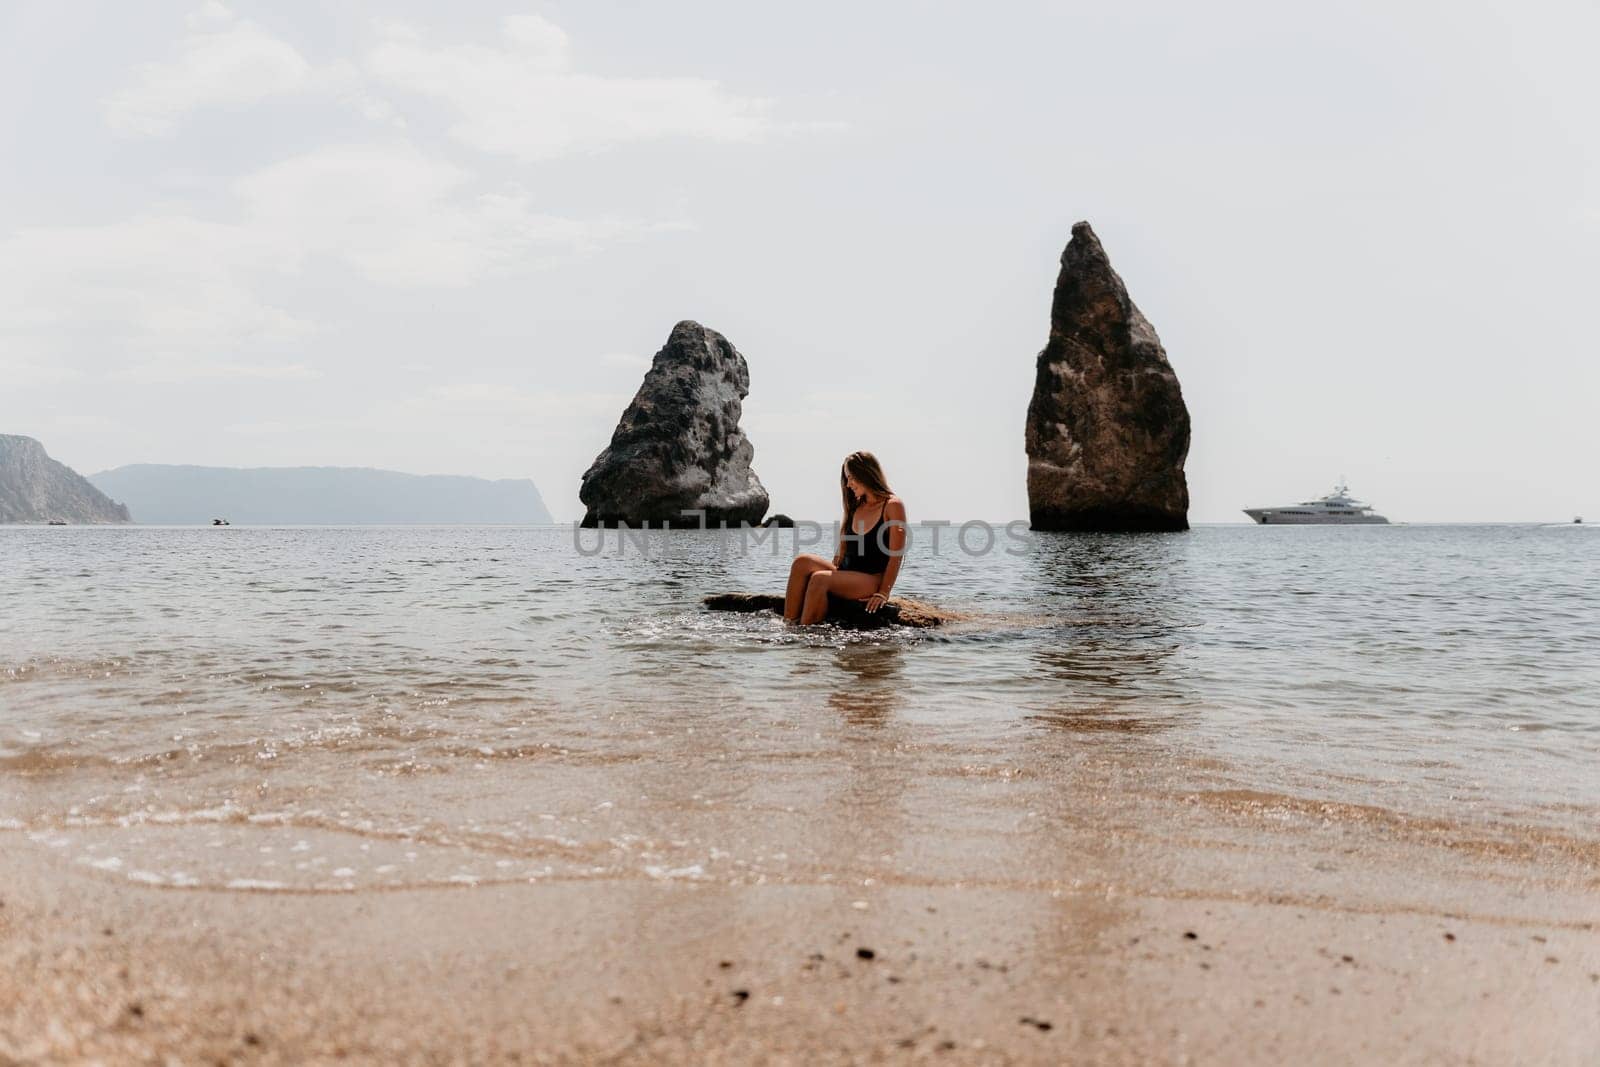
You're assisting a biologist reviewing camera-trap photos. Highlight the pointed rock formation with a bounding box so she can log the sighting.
[580,321,769,527]
[0,434,132,523]
[1025,222,1190,532]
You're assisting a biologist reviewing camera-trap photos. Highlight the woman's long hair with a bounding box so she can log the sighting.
[840,451,893,523]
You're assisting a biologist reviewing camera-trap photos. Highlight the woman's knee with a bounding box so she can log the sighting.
[805,570,833,596]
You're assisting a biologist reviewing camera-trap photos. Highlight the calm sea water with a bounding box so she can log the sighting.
[3,523,1596,894]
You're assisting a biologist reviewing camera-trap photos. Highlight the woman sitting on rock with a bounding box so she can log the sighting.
[783,451,907,624]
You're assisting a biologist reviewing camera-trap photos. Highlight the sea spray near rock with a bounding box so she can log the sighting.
[580,321,769,528]
[1025,222,1191,531]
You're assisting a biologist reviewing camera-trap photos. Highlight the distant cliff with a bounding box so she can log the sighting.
[87,465,553,525]
[0,435,132,524]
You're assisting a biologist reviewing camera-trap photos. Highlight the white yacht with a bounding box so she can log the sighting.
[1244,480,1389,525]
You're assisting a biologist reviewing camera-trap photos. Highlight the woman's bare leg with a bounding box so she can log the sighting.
[784,554,833,621]
[799,568,879,625]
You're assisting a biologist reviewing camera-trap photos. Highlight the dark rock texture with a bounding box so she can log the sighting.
[580,321,768,527]
[0,434,131,524]
[1025,222,1190,532]
[762,513,795,528]
[703,592,956,629]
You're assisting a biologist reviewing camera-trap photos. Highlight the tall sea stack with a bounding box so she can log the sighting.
[1025,222,1190,532]
[579,321,769,527]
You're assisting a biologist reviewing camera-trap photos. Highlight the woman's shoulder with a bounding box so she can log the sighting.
[884,495,907,517]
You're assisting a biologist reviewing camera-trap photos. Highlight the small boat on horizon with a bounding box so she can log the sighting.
[1244,480,1390,525]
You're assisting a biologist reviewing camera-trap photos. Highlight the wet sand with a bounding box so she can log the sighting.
[5,781,1597,1065]
[7,524,1600,1061]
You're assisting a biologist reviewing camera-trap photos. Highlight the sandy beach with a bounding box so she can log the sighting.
[8,0,1600,1059]
[5,525,1598,1064]
[5,756,1596,1065]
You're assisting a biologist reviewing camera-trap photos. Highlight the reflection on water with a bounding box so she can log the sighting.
[1,523,1597,895]
[1026,704,1180,735]
[828,643,904,726]
[1027,533,1190,716]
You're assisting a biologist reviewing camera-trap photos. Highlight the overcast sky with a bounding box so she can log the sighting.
[2,1,1595,522]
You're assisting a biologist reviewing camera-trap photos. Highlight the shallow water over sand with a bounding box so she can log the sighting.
[3,523,1597,895]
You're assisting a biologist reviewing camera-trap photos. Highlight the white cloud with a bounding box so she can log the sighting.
[105,8,780,155]
[45,8,761,386]
[0,213,307,351]
[316,59,403,127]
[48,414,119,432]
[0,141,683,365]
[366,15,775,160]
[223,420,300,435]
[744,391,898,434]
[105,5,312,136]
[114,360,322,384]
[235,141,685,286]
[0,356,85,387]
[416,383,629,420]
[198,384,631,453]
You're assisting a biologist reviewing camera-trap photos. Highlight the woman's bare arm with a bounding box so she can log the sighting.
[869,498,908,607]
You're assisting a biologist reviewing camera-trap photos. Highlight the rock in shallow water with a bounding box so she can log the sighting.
[1025,222,1191,532]
[580,321,769,528]
[703,592,955,629]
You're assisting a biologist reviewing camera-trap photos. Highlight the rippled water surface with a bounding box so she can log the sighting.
[3,523,1597,894]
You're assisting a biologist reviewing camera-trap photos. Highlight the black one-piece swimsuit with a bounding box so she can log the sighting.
[839,504,892,575]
